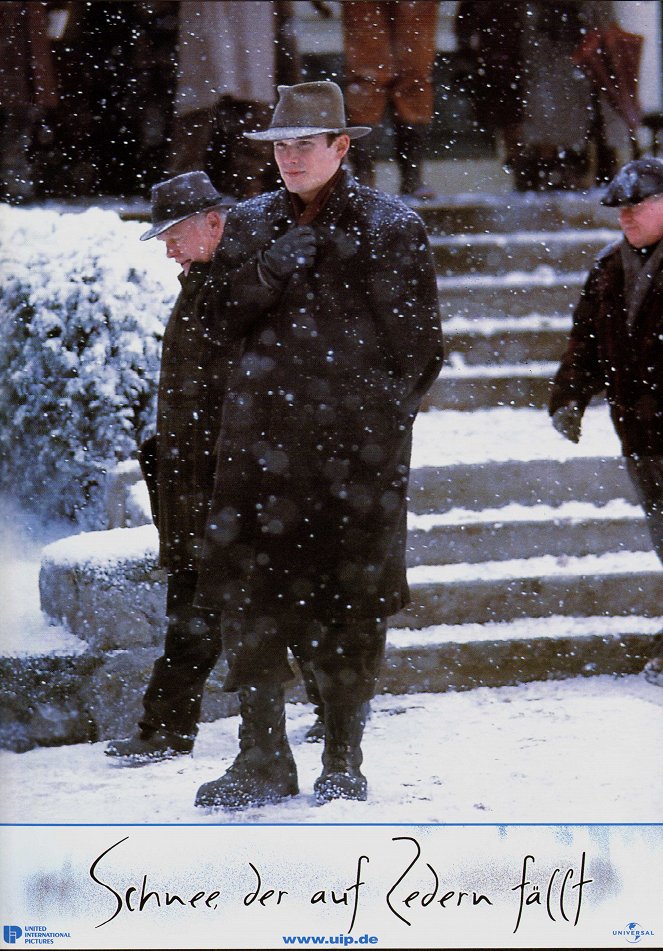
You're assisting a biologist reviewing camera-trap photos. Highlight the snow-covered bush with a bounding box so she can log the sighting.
[0,206,179,527]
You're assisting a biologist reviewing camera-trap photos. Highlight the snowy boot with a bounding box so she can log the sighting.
[195,684,298,809]
[105,727,194,764]
[305,705,326,743]
[314,701,370,803]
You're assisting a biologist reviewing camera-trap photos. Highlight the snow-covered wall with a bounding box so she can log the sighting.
[0,206,178,527]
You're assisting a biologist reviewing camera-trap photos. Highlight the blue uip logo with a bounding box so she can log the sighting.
[3,926,22,945]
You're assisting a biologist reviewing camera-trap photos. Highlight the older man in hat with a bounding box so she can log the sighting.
[191,81,444,809]
[106,171,326,765]
[105,171,238,763]
[549,157,663,686]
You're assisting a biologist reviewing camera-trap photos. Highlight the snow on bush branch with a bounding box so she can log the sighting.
[0,206,178,527]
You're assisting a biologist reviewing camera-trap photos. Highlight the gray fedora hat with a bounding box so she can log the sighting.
[140,171,235,241]
[244,81,371,142]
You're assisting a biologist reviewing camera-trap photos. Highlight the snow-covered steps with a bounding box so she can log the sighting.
[418,190,620,235]
[430,229,618,275]
[442,315,570,364]
[394,550,662,628]
[39,526,660,644]
[407,499,650,565]
[39,524,164,652]
[382,615,662,693]
[437,268,584,318]
[429,359,557,409]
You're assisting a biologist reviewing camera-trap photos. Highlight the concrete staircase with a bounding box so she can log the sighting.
[391,192,661,674]
[4,190,662,751]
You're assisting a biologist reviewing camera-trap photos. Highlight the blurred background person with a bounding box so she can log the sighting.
[455,0,636,191]
[0,1,58,203]
[340,0,439,200]
[169,0,301,199]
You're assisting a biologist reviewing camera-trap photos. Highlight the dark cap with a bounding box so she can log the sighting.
[140,171,235,241]
[601,158,663,207]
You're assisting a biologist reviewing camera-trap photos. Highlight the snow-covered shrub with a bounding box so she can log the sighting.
[0,206,179,527]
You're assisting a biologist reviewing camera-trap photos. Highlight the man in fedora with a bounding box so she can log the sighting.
[549,157,663,687]
[192,81,444,808]
[105,171,237,763]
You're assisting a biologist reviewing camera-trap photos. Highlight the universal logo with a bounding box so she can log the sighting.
[613,922,655,944]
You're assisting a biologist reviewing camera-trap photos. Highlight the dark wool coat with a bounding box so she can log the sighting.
[195,168,444,623]
[549,238,663,457]
[153,262,237,570]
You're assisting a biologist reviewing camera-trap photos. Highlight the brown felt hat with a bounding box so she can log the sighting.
[140,171,235,241]
[244,81,371,142]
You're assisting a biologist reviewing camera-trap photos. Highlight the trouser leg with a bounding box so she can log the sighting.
[394,121,434,197]
[293,618,387,803]
[626,455,663,678]
[626,455,663,565]
[295,617,387,707]
[342,2,393,127]
[290,647,325,742]
[391,1,437,126]
[220,613,295,692]
[140,569,222,737]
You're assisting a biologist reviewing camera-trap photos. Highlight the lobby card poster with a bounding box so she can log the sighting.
[0,823,661,949]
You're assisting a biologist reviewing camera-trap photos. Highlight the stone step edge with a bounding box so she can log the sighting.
[408,549,661,584]
[437,269,586,289]
[409,498,643,529]
[6,613,659,663]
[2,619,658,751]
[443,316,570,332]
[440,360,558,378]
[429,229,619,246]
[41,526,656,581]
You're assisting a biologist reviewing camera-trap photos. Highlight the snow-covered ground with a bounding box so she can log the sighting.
[1,399,662,826]
[0,673,660,826]
[0,675,661,824]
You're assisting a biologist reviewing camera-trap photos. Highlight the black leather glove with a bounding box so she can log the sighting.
[258,226,317,287]
[551,403,583,444]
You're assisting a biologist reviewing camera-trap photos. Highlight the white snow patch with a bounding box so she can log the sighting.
[1,676,660,824]
[41,523,159,569]
[408,498,643,530]
[437,267,586,289]
[408,549,661,584]
[411,405,621,466]
[430,228,619,247]
[390,614,663,647]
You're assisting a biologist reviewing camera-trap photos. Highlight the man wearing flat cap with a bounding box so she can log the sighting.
[549,158,663,686]
[191,80,444,809]
[105,171,237,763]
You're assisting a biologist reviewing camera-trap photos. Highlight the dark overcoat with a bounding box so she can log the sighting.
[195,168,444,623]
[153,263,237,570]
[549,238,663,456]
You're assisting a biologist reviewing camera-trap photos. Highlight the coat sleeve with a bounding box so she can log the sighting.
[548,263,606,416]
[367,213,445,414]
[196,212,283,342]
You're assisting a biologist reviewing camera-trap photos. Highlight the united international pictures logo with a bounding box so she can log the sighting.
[3,925,73,944]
